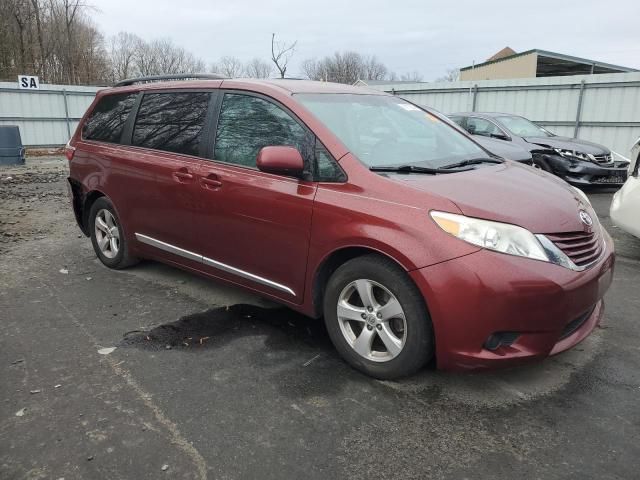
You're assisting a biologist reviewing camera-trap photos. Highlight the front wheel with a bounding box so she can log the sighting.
[323,254,434,379]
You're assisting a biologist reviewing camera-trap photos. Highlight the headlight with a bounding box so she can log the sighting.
[572,186,592,206]
[554,148,588,161]
[430,211,549,261]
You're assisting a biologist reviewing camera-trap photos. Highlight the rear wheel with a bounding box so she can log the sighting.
[323,254,433,379]
[89,197,138,269]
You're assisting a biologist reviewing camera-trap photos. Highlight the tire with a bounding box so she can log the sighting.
[323,254,434,379]
[88,197,138,269]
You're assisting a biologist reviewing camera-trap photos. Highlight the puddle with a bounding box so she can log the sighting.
[117,303,604,407]
[118,304,332,352]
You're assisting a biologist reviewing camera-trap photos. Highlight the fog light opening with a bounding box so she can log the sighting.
[484,332,520,351]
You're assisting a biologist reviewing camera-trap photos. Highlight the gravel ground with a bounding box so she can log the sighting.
[1,156,639,480]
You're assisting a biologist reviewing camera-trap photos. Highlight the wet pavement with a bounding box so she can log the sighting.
[1,157,639,479]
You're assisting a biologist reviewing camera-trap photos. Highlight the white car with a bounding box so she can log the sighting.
[610,138,640,238]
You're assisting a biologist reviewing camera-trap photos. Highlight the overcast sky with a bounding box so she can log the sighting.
[91,0,640,80]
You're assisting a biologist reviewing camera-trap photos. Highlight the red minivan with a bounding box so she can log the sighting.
[66,75,614,378]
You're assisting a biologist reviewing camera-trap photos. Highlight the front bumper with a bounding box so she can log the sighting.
[410,230,615,371]
[610,175,640,238]
[542,154,628,186]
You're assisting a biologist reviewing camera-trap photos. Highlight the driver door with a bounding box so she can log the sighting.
[192,92,317,303]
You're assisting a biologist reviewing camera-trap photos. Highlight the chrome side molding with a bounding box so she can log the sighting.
[135,233,201,262]
[135,233,295,296]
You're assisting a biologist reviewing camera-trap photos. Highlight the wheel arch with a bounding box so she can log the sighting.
[311,245,415,319]
[80,189,107,235]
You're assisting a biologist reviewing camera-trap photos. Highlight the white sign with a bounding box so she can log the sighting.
[18,75,39,89]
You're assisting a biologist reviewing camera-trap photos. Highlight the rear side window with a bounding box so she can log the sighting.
[132,92,210,156]
[82,93,137,143]
[214,93,314,168]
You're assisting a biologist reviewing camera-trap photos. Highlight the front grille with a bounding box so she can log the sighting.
[546,229,603,267]
[559,306,595,340]
[591,153,613,165]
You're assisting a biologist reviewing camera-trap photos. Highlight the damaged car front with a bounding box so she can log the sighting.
[452,112,630,187]
[493,115,630,187]
[528,141,629,187]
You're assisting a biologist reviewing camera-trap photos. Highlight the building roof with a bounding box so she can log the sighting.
[460,49,637,76]
[487,47,516,62]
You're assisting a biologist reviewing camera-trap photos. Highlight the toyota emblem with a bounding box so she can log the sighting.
[579,210,593,227]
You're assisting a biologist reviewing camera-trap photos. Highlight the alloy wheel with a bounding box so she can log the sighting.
[94,209,120,259]
[337,279,407,362]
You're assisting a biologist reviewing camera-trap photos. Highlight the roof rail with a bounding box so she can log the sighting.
[113,73,227,87]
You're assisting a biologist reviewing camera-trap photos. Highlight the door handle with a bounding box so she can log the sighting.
[201,175,222,190]
[173,171,193,182]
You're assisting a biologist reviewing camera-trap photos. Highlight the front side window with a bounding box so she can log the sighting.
[214,93,314,168]
[132,92,210,156]
[448,116,465,128]
[82,93,137,143]
[466,117,504,138]
[496,116,553,137]
[296,94,486,169]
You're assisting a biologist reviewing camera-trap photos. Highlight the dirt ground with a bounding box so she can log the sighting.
[1,157,639,480]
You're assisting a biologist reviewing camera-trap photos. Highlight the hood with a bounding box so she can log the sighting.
[390,162,593,234]
[472,135,532,162]
[524,135,610,155]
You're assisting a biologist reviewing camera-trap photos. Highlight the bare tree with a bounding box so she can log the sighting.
[0,1,228,85]
[133,39,158,76]
[210,56,244,78]
[362,54,388,81]
[29,0,48,78]
[155,38,203,74]
[55,0,83,83]
[109,31,141,81]
[270,33,296,78]
[244,57,272,78]
[436,68,460,82]
[400,71,424,82]
[301,58,323,81]
[131,38,204,77]
[302,51,392,84]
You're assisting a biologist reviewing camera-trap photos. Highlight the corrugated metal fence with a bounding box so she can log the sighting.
[1,74,639,154]
[0,82,102,147]
[367,72,640,157]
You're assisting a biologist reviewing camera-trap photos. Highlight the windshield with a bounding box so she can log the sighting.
[496,116,553,137]
[295,94,487,168]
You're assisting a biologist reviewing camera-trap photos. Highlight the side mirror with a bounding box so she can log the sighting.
[256,146,304,177]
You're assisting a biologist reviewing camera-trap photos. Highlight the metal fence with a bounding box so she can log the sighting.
[1,74,640,155]
[0,82,102,147]
[366,72,640,157]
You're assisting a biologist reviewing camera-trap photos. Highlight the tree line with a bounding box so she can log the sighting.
[1,0,457,85]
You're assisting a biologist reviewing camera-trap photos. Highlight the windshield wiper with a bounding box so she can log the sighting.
[370,165,470,175]
[440,158,503,170]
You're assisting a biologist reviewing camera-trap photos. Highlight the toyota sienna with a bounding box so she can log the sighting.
[66,75,614,379]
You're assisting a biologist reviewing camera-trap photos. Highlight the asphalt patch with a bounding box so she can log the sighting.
[118,304,333,352]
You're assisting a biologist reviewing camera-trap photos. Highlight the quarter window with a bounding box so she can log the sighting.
[82,93,137,143]
[315,142,345,182]
[214,93,313,168]
[132,92,210,156]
